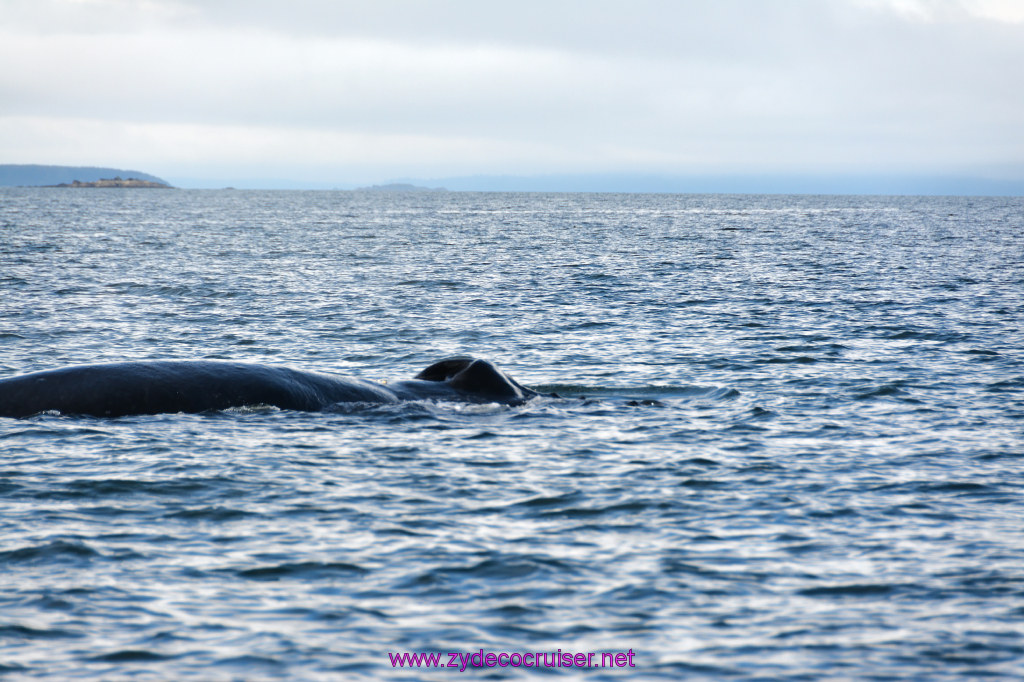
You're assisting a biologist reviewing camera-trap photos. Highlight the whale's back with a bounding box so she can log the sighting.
[0,361,398,418]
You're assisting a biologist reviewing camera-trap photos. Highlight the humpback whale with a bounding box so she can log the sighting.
[0,357,539,418]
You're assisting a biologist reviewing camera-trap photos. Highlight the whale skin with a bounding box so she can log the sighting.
[0,356,538,418]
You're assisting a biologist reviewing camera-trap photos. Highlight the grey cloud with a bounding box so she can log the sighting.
[2,0,1021,182]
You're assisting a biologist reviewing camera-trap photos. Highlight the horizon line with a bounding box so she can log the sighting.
[165,172,1024,196]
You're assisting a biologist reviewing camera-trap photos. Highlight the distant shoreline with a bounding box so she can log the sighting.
[47,177,174,189]
[0,164,172,188]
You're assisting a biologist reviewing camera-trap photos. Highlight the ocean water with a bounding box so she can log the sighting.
[1,188,1022,680]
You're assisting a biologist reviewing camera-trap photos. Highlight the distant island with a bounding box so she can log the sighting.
[355,183,446,192]
[0,164,172,187]
[48,177,173,188]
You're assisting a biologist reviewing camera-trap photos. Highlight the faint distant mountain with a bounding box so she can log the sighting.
[401,172,1024,196]
[355,182,446,192]
[0,164,171,187]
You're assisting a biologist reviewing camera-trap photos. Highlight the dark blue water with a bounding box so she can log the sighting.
[1,189,1023,679]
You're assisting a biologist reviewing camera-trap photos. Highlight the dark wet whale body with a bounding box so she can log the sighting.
[0,357,539,418]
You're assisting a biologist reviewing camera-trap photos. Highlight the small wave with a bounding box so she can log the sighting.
[103,282,241,298]
[90,650,174,663]
[397,278,463,288]
[986,376,1024,391]
[799,583,899,597]
[33,477,236,500]
[512,491,585,509]
[75,505,143,519]
[807,507,860,518]
[879,328,967,342]
[164,506,256,521]
[923,481,995,493]
[775,343,849,352]
[542,499,669,518]
[853,383,906,400]
[869,480,1001,499]
[465,430,500,440]
[732,406,776,422]
[976,451,1024,461]
[660,560,719,576]
[762,355,819,364]
[487,604,543,618]
[484,490,662,518]
[429,555,579,581]
[0,624,82,640]
[565,320,616,330]
[0,426,111,440]
[678,478,726,489]
[534,384,739,401]
[682,457,720,467]
[444,559,542,579]
[214,655,285,669]
[0,540,99,565]
[236,561,370,580]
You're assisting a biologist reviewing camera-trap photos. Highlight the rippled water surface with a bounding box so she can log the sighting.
[1,189,1023,679]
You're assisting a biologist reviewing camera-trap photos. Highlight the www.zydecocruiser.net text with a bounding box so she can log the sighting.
[389,648,637,671]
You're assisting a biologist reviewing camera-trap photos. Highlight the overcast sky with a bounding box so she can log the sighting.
[2,0,1023,189]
